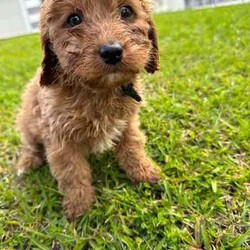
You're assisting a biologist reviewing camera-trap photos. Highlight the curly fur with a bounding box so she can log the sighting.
[17,0,160,220]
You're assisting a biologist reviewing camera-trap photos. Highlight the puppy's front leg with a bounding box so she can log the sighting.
[116,115,161,183]
[46,142,94,220]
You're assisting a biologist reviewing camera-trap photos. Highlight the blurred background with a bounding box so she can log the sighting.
[0,0,249,39]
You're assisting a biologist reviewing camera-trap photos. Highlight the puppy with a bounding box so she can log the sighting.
[17,0,160,220]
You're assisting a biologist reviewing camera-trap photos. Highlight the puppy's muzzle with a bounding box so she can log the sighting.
[99,43,123,65]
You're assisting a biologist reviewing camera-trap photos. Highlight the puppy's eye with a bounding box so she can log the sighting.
[67,14,83,27]
[120,6,133,20]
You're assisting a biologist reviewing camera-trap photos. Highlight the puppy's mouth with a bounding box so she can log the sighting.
[98,66,137,87]
[106,72,120,82]
[103,61,140,75]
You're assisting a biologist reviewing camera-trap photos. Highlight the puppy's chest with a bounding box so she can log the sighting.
[48,94,138,152]
[75,99,136,152]
[86,111,128,153]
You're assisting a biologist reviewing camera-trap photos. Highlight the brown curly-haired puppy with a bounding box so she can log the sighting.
[17,0,160,220]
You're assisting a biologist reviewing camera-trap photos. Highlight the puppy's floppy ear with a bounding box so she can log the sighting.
[145,19,160,74]
[40,39,59,86]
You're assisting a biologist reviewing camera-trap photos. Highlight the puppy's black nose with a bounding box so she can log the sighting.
[99,43,123,65]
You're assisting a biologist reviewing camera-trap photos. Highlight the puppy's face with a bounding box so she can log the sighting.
[40,0,159,87]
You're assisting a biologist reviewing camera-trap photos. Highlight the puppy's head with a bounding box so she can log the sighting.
[40,0,159,87]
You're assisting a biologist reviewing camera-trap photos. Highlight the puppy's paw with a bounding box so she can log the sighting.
[63,185,95,221]
[128,162,161,184]
[16,152,45,175]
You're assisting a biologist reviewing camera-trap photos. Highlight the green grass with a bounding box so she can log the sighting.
[1,4,250,249]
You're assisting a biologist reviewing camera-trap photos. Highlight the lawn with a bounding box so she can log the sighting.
[0,4,250,249]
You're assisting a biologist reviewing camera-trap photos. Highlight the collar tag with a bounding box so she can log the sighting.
[121,83,142,103]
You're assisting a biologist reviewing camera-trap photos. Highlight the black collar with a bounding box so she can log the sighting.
[121,83,142,103]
